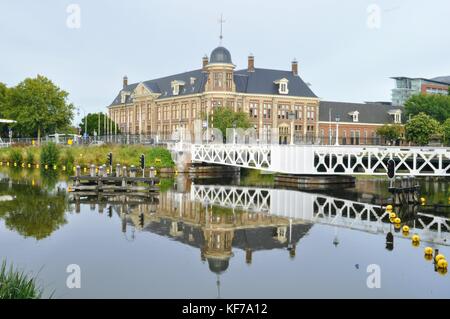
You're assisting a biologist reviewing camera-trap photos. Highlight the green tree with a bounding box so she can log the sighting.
[5,75,74,139]
[376,124,403,144]
[443,118,450,146]
[210,107,252,137]
[79,112,120,136]
[404,94,450,123]
[405,112,441,145]
[0,82,8,117]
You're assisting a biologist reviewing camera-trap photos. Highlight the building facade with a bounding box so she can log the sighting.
[107,46,319,144]
[391,76,449,106]
[318,101,404,145]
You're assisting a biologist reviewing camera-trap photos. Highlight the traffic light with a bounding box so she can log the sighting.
[107,152,113,166]
[139,213,144,227]
[140,154,145,170]
[387,159,395,179]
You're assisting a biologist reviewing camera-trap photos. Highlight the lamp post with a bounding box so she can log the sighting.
[288,111,296,145]
[335,115,340,146]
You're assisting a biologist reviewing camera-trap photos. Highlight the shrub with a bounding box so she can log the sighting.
[26,149,35,165]
[0,261,42,299]
[40,142,60,166]
[60,148,75,171]
[9,148,22,165]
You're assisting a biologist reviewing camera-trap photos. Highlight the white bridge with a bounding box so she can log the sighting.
[191,184,450,245]
[185,143,450,176]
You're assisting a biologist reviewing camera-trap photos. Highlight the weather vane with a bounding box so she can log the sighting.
[218,14,225,45]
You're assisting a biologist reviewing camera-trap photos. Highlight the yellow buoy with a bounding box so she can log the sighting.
[420,197,426,202]
[412,240,420,247]
[424,254,433,261]
[27,163,31,168]
[412,234,420,242]
[402,225,410,233]
[435,254,446,262]
[62,165,66,171]
[437,259,448,269]
[437,268,448,276]
[53,165,57,170]
[45,164,48,170]
[389,212,396,219]
[14,162,17,167]
[424,247,433,255]
[394,217,401,224]
[36,164,39,169]
[386,204,393,211]
[394,223,401,229]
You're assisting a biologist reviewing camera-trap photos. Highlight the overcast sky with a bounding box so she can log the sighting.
[1,0,449,124]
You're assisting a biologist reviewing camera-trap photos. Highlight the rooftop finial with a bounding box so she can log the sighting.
[218,14,225,45]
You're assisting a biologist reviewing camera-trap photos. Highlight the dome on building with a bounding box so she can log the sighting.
[209,46,232,64]
[207,257,230,274]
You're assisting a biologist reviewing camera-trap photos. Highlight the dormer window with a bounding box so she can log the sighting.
[190,77,196,85]
[388,109,402,124]
[120,91,130,104]
[274,78,289,95]
[171,80,185,96]
[348,111,359,122]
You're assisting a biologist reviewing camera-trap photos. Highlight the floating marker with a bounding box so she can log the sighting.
[424,247,433,255]
[402,225,410,233]
[435,254,446,263]
[437,259,448,270]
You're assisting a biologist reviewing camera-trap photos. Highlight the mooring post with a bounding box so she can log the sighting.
[98,165,104,188]
[122,166,127,187]
[130,165,136,178]
[116,164,121,177]
[75,165,81,186]
[90,164,96,177]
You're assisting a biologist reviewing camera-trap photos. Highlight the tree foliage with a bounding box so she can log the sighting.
[78,112,120,136]
[4,75,74,138]
[443,118,450,146]
[404,94,450,123]
[405,112,441,146]
[376,124,403,143]
[210,107,252,136]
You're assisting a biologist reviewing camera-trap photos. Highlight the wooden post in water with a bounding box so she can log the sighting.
[122,166,127,187]
[90,164,96,177]
[116,164,121,177]
[75,166,81,186]
[130,165,136,178]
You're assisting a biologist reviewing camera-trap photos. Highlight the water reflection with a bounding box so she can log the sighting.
[0,177,68,240]
[0,168,449,298]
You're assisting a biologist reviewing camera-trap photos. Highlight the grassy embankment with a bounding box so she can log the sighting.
[0,144,174,171]
[0,261,43,299]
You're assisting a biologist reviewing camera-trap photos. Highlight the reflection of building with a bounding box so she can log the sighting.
[391,76,449,106]
[120,190,311,274]
[107,45,319,143]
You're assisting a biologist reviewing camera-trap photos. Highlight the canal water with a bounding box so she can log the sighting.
[0,168,449,298]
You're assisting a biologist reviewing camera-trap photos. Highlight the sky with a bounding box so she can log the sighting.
[1,0,449,124]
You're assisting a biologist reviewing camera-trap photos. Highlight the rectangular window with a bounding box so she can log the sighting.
[226,73,232,90]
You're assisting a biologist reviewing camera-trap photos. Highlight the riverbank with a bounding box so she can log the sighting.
[0,144,174,170]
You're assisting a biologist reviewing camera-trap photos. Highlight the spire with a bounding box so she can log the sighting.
[218,14,225,45]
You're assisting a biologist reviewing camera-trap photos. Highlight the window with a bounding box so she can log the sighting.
[352,112,359,122]
[274,79,289,94]
[249,102,259,118]
[307,106,315,120]
[394,112,401,124]
[214,73,223,89]
[226,73,233,90]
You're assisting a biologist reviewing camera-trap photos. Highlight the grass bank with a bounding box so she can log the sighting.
[0,261,43,299]
[0,144,174,170]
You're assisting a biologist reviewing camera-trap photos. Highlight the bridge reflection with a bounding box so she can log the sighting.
[70,180,450,278]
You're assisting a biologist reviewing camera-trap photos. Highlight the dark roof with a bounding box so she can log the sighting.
[431,76,450,85]
[109,67,317,106]
[234,68,317,98]
[210,46,232,64]
[319,101,404,124]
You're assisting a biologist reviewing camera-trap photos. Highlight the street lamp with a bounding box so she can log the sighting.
[232,120,237,144]
[335,115,340,146]
[288,111,296,145]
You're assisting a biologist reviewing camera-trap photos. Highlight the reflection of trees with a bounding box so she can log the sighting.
[0,183,68,240]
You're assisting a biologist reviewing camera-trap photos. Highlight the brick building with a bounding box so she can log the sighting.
[107,46,319,143]
[318,101,404,145]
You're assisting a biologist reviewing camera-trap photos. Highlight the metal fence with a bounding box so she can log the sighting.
[2,132,412,147]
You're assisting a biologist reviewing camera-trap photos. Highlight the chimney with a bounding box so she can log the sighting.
[123,75,128,89]
[291,59,298,76]
[202,55,209,71]
[248,54,255,72]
